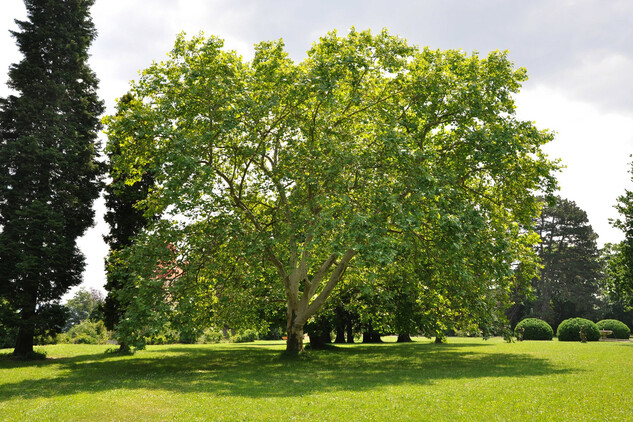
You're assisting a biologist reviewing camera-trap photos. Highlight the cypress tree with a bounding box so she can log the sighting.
[0,0,103,358]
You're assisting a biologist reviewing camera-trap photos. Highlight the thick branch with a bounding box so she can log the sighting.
[296,249,356,326]
[299,253,337,311]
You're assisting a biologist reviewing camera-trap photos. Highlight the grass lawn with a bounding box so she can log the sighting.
[1,337,631,421]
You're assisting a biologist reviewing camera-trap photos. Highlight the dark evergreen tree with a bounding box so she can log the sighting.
[0,0,103,357]
[527,197,603,330]
[102,93,155,351]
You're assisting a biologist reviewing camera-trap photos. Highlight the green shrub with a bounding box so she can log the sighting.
[142,326,179,345]
[230,329,258,343]
[514,318,554,340]
[146,332,178,345]
[596,319,631,339]
[259,326,284,340]
[197,329,224,344]
[60,320,109,345]
[557,318,600,342]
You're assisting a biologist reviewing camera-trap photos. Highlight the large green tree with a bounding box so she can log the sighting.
[0,0,103,357]
[105,29,558,353]
[521,197,603,329]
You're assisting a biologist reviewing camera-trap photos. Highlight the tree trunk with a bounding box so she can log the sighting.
[281,249,357,353]
[397,333,413,342]
[335,325,346,343]
[13,301,36,358]
[286,305,304,352]
[286,325,304,353]
[363,322,382,343]
[346,318,355,343]
[370,332,382,342]
[334,307,346,343]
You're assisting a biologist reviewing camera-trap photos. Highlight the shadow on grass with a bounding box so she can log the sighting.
[0,341,574,400]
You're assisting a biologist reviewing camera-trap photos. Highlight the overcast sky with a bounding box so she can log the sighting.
[1,0,633,298]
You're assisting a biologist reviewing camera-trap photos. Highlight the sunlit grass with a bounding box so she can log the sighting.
[1,337,631,421]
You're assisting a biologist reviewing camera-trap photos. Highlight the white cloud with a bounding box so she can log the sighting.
[556,53,633,111]
[516,85,633,246]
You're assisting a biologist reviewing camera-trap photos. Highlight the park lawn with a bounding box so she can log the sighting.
[1,337,631,421]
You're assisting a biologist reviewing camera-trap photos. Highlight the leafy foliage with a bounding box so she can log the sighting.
[599,243,633,326]
[197,329,224,344]
[229,329,258,343]
[596,319,630,339]
[556,318,600,342]
[64,288,104,330]
[514,318,553,340]
[0,0,103,357]
[104,29,558,352]
[59,320,109,345]
[0,299,18,349]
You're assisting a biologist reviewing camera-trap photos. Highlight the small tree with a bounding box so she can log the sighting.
[64,287,104,330]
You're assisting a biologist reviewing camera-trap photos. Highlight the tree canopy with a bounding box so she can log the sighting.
[104,29,558,352]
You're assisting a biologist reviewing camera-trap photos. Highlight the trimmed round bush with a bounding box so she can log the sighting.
[557,318,600,342]
[597,319,631,339]
[514,318,554,340]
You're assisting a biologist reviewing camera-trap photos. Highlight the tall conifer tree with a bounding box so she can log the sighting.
[0,0,103,357]
[529,197,603,329]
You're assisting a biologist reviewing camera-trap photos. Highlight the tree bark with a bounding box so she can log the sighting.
[334,306,346,343]
[13,301,36,358]
[397,333,413,342]
[286,321,304,353]
[346,316,355,343]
